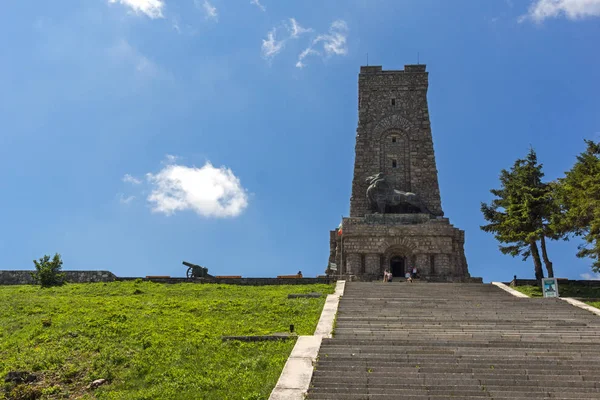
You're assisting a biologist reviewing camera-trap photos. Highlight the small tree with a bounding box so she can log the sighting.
[32,253,65,287]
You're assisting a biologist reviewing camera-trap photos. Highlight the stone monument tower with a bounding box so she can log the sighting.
[327,64,475,282]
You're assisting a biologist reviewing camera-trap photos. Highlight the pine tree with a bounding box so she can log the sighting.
[515,149,560,278]
[481,148,558,279]
[555,140,600,271]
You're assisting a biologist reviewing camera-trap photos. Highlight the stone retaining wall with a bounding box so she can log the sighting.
[0,271,334,286]
[510,278,600,287]
[0,270,117,285]
[118,277,335,285]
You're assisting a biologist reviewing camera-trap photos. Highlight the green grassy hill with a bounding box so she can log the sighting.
[0,281,334,400]
[512,283,600,309]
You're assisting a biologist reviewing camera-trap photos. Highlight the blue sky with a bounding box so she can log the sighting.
[1,0,599,282]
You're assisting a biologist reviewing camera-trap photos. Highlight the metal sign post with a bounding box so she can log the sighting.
[542,278,559,298]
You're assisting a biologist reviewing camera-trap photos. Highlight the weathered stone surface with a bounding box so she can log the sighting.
[222,333,297,342]
[306,282,600,399]
[328,65,471,282]
[350,65,442,218]
[89,379,107,389]
[288,293,323,298]
[4,371,37,384]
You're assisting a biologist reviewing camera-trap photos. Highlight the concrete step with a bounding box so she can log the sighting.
[308,386,600,396]
[306,282,600,399]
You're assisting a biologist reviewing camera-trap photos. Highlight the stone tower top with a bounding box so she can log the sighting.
[349,64,443,217]
[359,64,427,74]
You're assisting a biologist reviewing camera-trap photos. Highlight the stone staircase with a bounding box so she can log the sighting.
[306,282,600,399]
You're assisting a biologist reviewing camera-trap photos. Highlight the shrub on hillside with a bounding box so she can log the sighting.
[31,253,65,287]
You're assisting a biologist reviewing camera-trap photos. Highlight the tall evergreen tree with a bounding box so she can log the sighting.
[554,140,600,271]
[516,149,561,278]
[481,148,558,279]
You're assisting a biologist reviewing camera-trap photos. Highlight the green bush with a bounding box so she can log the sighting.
[31,253,65,288]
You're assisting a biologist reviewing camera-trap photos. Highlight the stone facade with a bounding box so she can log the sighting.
[327,64,473,282]
[351,65,442,218]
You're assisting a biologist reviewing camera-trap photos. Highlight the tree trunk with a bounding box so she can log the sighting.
[530,239,544,281]
[540,235,554,278]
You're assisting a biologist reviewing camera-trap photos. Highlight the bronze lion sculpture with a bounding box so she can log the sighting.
[365,173,440,216]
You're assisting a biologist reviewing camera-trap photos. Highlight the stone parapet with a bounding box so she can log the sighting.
[119,277,335,285]
[364,213,432,225]
[1,271,335,286]
[0,270,117,285]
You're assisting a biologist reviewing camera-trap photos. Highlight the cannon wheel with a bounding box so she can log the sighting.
[186,267,194,279]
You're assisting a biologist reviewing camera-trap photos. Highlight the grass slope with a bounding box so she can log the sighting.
[0,281,333,400]
[512,283,600,310]
[512,283,600,299]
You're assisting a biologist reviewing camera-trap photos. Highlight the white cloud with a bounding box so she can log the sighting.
[108,0,164,19]
[296,47,319,68]
[202,0,218,21]
[123,174,142,184]
[520,0,600,22]
[295,20,348,68]
[163,154,179,164]
[251,0,266,11]
[146,159,248,218]
[261,29,285,59]
[172,18,181,33]
[314,20,349,56]
[262,19,348,67]
[107,39,165,80]
[287,18,312,38]
[581,272,600,280]
[118,193,136,204]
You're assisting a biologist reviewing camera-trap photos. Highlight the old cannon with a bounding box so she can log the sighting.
[183,261,209,279]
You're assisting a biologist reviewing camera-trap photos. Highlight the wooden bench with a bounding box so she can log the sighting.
[146,276,171,279]
[277,275,303,279]
[215,275,242,279]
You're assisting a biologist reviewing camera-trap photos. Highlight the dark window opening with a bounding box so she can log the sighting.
[360,254,366,274]
[430,255,436,275]
[392,136,396,143]
[392,159,397,168]
[391,98,396,106]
